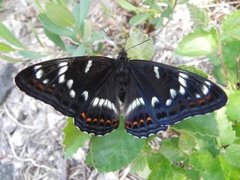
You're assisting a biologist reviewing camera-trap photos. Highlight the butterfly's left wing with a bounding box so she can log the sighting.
[15,56,120,136]
[124,60,227,138]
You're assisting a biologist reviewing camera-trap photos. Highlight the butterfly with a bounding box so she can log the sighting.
[15,48,227,138]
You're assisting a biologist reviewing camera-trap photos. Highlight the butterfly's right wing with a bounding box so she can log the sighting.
[123,60,227,138]
[15,56,120,136]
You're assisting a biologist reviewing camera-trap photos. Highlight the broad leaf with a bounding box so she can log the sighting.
[39,14,75,37]
[224,144,240,168]
[175,29,218,57]
[226,91,240,122]
[86,119,146,172]
[222,11,240,41]
[0,23,25,48]
[173,113,219,137]
[46,2,75,27]
[63,117,90,158]
[129,14,149,25]
[125,28,154,60]
[0,42,16,52]
[187,4,209,29]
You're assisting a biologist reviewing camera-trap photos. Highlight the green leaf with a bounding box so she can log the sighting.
[45,2,75,27]
[130,144,151,178]
[44,28,66,50]
[215,107,236,147]
[73,0,90,28]
[118,0,138,11]
[226,91,240,122]
[210,40,240,84]
[178,131,196,155]
[0,23,25,48]
[190,150,213,171]
[83,20,92,42]
[0,54,19,62]
[219,155,240,178]
[202,158,225,180]
[159,138,187,162]
[0,42,16,52]
[39,14,75,37]
[86,119,146,172]
[187,3,209,29]
[18,50,47,59]
[129,14,149,25]
[63,117,90,158]
[193,133,219,156]
[178,65,208,78]
[125,28,154,60]
[224,144,240,168]
[72,44,85,56]
[173,113,219,137]
[148,153,187,180]
[222,11,240,41]
[175,28,218,57]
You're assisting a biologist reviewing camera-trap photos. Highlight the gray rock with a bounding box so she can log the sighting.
[0,63,17,105]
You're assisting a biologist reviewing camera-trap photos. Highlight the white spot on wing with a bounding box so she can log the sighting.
[81,91,88,101]
[58,62,68,67]
[170,89,177,99]
[151,96,159,107]
[178,76,187,87]
[201,85,209,95]
[99,99,104,107]
[107,100,112,110]
[69,90,75,98]
[34,65,42,70]
[205,81,211,86]
[43,79,49,84]
[179,72,188,79]
[195,93,201,98]
[85,60,93,73]
[35,69,43,79]
[58,74,65,83]
[139,97,145,105]
[67,79,73,89]
[153,66,160,79]
[92,97,99,107]
[126,97,145,115]
[166,99,172,106]
[58,65,68,75]
[111,103,118,114]
[179,86,185,95]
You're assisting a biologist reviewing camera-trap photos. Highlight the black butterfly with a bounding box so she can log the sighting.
[15,49,227,138]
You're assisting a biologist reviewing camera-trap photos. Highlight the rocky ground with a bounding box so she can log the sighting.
[0,0,236,179]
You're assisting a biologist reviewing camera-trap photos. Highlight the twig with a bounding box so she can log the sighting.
[4,104,36,130]
[4,104,35,129]
[5,131,60,174]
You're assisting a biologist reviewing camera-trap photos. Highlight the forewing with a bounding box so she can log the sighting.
[15,56,120,136]
[124,60,227,138]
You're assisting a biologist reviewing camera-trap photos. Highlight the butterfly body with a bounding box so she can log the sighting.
[15,49,227,138]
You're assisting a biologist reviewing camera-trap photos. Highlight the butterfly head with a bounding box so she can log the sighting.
[117,49,129,62]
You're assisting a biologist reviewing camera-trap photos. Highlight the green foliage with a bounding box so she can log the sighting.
[222,11,240,41]
[1,0,240,179]
[178,65,208,78]
[64,118,91,159]
[175,28,218,56]
[187,3,209,29]
[125,28,154,60]
[226,91,240,122]
[118,0,176,28]
[86,120,146,172]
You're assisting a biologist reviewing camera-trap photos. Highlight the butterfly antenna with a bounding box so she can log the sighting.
[125,38,150,52]
[101,29,124,51]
